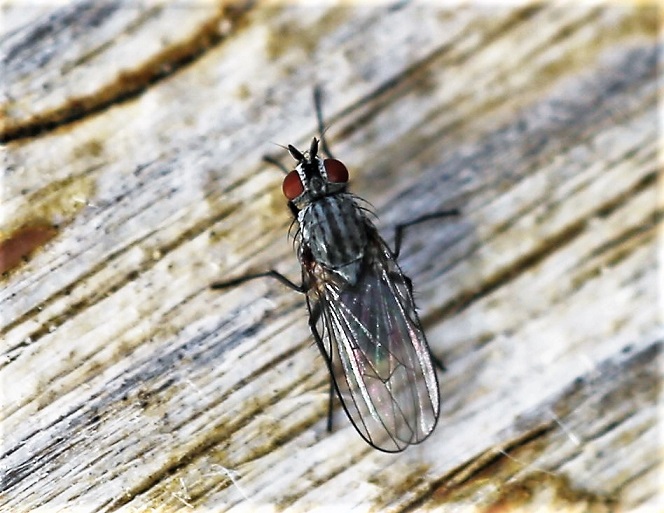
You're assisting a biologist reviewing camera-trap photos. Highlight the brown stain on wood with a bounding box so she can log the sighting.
[0,168,97,278]
[264,5,352,61]
[0,223,59,274]
[427,424,618,513]
[483,474,618,513]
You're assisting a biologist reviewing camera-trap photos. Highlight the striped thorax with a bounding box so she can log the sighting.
[282,138,371,284]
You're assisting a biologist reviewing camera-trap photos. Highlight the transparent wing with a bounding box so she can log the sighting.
[306,239,440,452]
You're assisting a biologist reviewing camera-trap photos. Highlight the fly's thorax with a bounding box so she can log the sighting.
[297,193,370,282]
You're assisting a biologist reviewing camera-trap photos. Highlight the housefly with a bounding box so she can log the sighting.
[212,88,458,452]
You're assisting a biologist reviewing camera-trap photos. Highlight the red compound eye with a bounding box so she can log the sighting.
[282,170,304,200]
[324,159,349,183]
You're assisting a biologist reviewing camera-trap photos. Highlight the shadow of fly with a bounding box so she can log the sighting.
[212,88,458,452]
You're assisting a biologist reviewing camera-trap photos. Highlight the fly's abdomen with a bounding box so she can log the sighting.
[299,194,369,280]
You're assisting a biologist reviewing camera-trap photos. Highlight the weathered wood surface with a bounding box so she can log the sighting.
[1,1,660,512]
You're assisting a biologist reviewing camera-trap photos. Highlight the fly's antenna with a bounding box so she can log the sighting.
[313,86,335,160]
[287,144,305,163]
[308,137,319,160]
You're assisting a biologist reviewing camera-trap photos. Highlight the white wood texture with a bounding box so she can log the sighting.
[1,1,660,512]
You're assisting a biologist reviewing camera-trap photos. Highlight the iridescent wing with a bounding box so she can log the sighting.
[306,237,440,452]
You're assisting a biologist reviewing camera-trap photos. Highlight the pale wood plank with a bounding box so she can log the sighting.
[1,1,659,512]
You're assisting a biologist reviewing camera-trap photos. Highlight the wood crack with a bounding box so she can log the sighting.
[0,1,255,144]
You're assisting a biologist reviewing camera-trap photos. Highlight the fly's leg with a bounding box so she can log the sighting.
[211,270,305,293]
[313,86,335,160]
[263,86,334,166]
[262,155,290,175]
[326,372,335,433]
[307,302,336,433]
[215,277,337,433]
[389,268,447,373]
[388,268,445,374]
[393,209,460,259]
[430,353,447,372]
[392,209,460,374]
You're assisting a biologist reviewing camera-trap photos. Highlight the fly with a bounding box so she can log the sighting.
[212,88,458,452]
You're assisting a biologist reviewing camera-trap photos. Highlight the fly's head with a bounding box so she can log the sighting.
[281,137,349,212]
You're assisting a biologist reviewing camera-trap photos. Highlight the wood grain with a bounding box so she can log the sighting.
[1,1,660,512]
